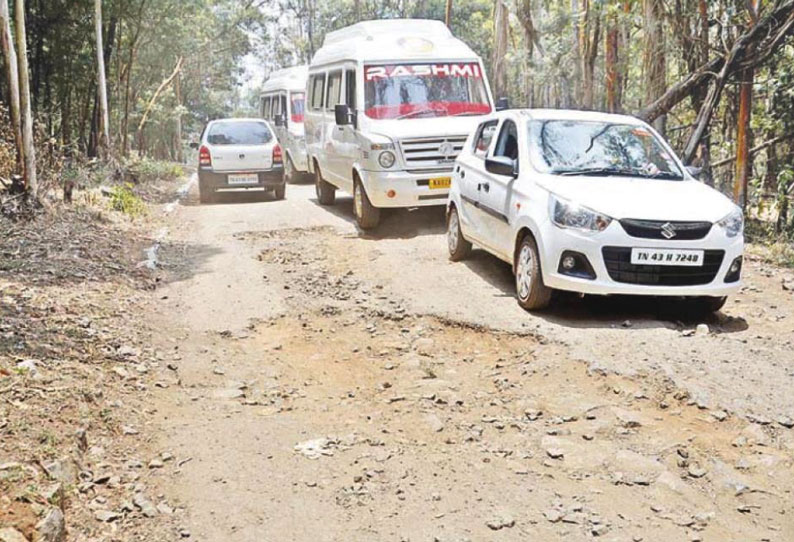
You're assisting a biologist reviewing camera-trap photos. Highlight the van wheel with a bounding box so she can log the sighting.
[284,156,297,184]
[274,183,286,200]
[515,234,552,311]
[447,207,471,261]
[354,179,380,230]
[315,166,335,205]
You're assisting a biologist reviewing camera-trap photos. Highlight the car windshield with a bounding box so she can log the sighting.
[291,92,305,123]
[207,121,272,145]
[364,63,491,120]
[528,120,684,180]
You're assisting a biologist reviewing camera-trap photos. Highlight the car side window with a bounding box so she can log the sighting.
[493,120,519,165]
[310,74,325,111]
[472,120,498,159]
[326,71,343,111]
[345,70,356,108]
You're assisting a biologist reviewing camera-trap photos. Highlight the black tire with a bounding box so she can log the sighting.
[353,178,380,230]
[515,234,553,311]
[688,296,728,315]
[447,206,472,261]
[274,183,286,200]
[315,165,335,205]
[283,155,296,184]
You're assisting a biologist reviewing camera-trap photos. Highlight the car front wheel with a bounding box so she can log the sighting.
[354,179,380,230]
[315,166,335,205]
[515,234,552,311]
[447,207,471,261]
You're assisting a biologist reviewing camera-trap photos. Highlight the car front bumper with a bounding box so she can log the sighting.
[536,219,744,297]
[358,168,451,208]
[199,167,284,192]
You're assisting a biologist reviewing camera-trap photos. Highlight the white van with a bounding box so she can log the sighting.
[260,65,309,183]
[305,19,496,229]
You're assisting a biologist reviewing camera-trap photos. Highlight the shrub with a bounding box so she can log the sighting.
[108,183,146,217]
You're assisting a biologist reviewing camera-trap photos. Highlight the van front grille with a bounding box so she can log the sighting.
[399,136,468,168]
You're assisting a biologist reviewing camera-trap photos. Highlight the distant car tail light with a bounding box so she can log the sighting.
[199,145,212,167]
[273,144,283,165]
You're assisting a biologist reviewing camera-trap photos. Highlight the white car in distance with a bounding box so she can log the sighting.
[447,109,744,313]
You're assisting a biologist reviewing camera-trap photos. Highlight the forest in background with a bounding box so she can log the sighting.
[0,0,793,239]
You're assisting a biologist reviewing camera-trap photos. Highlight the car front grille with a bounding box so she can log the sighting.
[602,247,725,286]
[619,219,713,240]
[399,136,468,168]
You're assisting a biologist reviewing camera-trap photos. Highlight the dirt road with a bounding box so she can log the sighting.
[143,180,794,541]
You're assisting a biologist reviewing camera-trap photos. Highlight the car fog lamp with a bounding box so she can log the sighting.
[562,255,577,270]
[730,259,741,274]
[378,150,396,169]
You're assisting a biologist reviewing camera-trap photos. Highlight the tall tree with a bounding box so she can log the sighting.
[735,0,760,207]
[14,0,36,196]
[492,0,509,99]
[579,0,601,109]
[643,0,666,133]
[95,0,110,152]
[605,2,620,112]
[0,0,22,170]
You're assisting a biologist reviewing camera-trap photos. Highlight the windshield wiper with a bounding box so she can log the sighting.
[553,167,642,178]
[396,107,445,120]
[643,170,684,180]
[450,111,482,117]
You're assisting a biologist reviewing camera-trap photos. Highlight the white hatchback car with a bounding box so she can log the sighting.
[195,118,284,204]
[447,109,744,313]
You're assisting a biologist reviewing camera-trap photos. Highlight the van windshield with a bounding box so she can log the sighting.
[529,120,684,180]
[364,63,491,120]
[291,92,305,123]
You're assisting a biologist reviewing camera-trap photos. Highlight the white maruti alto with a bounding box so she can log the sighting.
[304,18,497,229]
[447,109,744,313]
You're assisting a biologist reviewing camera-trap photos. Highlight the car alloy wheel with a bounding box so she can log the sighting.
[516,243,534,300]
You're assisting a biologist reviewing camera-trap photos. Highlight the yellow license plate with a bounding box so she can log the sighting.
[428,177,451,189]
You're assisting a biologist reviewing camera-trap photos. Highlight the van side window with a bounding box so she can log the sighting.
[326,71,343,111]
[345,70,356,108]
[272,95,280,119]
[493,120,519,164]
[262,96,271,119]
[310,74,325,111]
[473,120,498,159]
[280,95,287,118]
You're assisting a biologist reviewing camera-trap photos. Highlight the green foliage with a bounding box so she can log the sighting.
[125,158,185,184]
[109,183,146,218]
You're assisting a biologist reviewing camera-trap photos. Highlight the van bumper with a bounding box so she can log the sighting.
[358,168,451,208]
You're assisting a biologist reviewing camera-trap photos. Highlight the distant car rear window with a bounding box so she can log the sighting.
[207,121,272,145]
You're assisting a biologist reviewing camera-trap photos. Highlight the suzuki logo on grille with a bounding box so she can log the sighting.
[437,141,455,162]
[660,222,677,239]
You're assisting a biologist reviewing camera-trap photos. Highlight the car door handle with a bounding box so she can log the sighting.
[478,182,490,193]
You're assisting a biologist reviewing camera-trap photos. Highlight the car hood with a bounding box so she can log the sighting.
[538,175,736,222]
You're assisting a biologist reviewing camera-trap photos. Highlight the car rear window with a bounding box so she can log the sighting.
[207,121,272,145]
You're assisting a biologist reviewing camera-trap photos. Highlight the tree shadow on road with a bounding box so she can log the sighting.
[460,248,749,334]
[309,195,446,240]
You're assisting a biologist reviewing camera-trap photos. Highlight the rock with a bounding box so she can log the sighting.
[0,528,29,542]
[425,414,445,433]
[524,408,542,421]
[688,464,708,478]
[486,515,515,530]
[156,502,174,515]
[133,494,158,518]
[711,410,728,422]
[413,338,435,356]
[148,458,164,469]
[212,388,245,400]
[778,416,794,429]
[613,409,642,428]
[592,524,610,536]
[294,438,337,459]
[16,359,39,378]
[117,345,139,358]
[35,508,65,542]
[695,324,709,336]
[42,459,77,485]
[178,529,191,538]
[94,510,119,523]
[543,509,564,523]
[546,448,565,459]
[122,425,139,435]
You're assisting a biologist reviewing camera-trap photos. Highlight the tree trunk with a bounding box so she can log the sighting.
[605,5,619,113]
[492,0,509,99]
[14,0,36,196]
[643,0,666,134]
[580,0,600,110]
[0,0,23,170]
[95,0,110,153]
[734,0,760,208]
[445,0,453,27]
[174,72,183,163]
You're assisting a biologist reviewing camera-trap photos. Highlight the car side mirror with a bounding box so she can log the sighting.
[485,156,517,178]
[189,141,199,150]
[495,97,509,111]
[335,104,353,126]
[685,165,702,179]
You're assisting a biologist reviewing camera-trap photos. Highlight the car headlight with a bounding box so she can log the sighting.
[717,208,744,238]
[549,194,612,232]
[378,150,396,169]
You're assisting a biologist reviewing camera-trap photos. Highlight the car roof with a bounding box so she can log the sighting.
[508,108,647,125]
[310,19,482,67]
[262,65,308,93]
[207,118,268,125]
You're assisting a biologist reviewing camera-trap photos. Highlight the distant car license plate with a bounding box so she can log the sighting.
[227,173,259,185]
[428,177,451,190]
[631,248,704,266]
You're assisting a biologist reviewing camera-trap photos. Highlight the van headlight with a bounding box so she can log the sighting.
[549,194,612,232]
[378,150,396,169]
[717,208,744,238]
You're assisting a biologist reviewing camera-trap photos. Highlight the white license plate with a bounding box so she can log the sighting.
[227,173,259,185]
[631,248,704,266]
